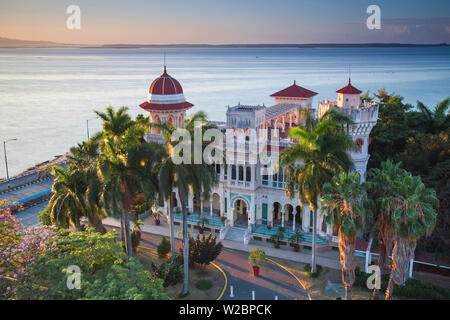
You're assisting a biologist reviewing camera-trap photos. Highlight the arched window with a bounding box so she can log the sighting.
[239,166,244,181]
[262,165,268,181]
[246,166,251,182]
[231,165,236,180]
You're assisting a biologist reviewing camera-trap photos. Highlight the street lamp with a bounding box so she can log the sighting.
[86,117,98,140]
[3,138,17,188]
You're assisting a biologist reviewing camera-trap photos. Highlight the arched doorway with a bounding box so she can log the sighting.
[233,199,248,226]
[168,116,174,127]
[295,206,302,227]
[285,204,293,222]
[272,202,281,224]
[212,193,220,214]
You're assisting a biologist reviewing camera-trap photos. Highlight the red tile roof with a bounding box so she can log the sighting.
[336,78,362,94]
[270,81,318,99]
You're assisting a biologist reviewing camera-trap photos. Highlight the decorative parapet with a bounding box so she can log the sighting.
[318,100,379,123]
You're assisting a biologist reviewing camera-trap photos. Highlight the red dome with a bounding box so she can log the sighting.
[149,66,183,95]
[140,66,193,112]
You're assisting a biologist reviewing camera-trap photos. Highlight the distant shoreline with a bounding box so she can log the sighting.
[1,43,449,49]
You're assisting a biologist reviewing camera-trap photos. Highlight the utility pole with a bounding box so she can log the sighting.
[86,117,98,140]
[3,138,17,188]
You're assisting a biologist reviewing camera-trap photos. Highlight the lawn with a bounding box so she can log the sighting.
[137,246,225,300]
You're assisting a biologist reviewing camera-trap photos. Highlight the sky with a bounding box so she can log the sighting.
[0,0,449,44]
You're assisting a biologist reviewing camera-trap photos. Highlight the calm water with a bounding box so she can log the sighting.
[0,47,449,178]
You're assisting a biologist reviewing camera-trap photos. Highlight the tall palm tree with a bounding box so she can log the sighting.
[415,97,450,134]
[96,106,160,258]
[366,160,408,299]
[48,136,107,233]
[48,166,85,230]
[384,174,438,300]
[155,128,177,262]
[150,111,217,295]
[68,139,106,233]
[321,172,370,300]
[282,107,354,272]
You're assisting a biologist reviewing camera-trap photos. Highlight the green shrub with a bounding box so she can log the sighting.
[195,279,213,290]
[157,237,171,258]
[38,205,52,226]
[304,264,323,278]
[189,233,223,266]
[270,227,285,248]
[151,260,183,288]
[248,248,266,267]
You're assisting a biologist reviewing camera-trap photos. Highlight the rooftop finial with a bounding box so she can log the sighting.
[163,52,167,74]
[348,65,351,84]
[294,80,296,85]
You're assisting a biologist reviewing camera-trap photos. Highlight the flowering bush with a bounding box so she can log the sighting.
[1,213,168,300]
[13,228,168,300]
[0,203,20,298]
[0,215,57,299]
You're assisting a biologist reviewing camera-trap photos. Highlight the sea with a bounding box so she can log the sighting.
[0,46,449,178]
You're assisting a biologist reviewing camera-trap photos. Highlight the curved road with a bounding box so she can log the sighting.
[131,230,308,300]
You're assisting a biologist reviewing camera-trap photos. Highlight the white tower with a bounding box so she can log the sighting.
[318,79,378,182]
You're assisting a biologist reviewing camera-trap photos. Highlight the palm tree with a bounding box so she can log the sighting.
[415,98,450,134]
[68,139,106,233]
[96,106,160,258]
[95,106,135,140]
[148,121,178,262]
[383,173,438,300]
[150,111,217,295]
[48,137,107,233]
[321,172,370,300]
[366,160,408,299]
[281,107,354,272]
[48,166,85,230]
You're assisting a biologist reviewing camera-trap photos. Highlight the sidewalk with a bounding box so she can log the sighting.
[103,217,344,270]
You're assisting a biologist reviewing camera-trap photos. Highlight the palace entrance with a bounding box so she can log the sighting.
[233,199,248,226]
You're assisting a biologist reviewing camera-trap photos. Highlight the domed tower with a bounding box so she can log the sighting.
[139,66,193,132]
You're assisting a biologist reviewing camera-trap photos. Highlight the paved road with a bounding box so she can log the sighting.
[0,172,39,191]
[0,178,53,202]
[123,229,308,300]
[218,248,308,300]
[14,201,48,226]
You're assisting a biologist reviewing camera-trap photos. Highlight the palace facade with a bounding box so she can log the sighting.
[139,67,378,245]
